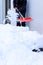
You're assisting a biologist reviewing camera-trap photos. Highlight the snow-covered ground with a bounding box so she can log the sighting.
[0,24,43,65]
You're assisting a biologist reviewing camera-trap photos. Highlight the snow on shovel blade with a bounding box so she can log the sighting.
[18,17,32,22]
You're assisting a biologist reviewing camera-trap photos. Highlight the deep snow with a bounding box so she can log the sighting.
[0,24,43,65]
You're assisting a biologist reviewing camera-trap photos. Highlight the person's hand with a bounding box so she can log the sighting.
[14,7,18,10]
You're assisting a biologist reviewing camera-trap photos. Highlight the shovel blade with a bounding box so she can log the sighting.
[18,17,32,22]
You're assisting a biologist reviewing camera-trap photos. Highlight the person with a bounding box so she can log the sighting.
[13,0,27,26]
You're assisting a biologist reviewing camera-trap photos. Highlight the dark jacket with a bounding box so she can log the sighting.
[13,0,27,15]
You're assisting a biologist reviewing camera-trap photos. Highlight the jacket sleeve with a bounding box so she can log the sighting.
[19,0,27,13]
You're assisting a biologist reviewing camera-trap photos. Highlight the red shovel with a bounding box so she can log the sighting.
[16,9,32,22]
[18,17,32,22]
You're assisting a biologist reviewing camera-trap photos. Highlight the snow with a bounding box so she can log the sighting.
[3,8,19,26]
[0,24,43,65]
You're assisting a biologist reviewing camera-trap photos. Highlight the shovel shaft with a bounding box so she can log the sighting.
[16,9,24,18]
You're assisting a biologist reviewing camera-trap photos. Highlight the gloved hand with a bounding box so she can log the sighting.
[14,7,18,10]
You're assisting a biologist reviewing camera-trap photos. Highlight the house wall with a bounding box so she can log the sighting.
[2,0,5,23]
[0,0,2,23]
[26,0,43,34]
[11,0,13,9]
[0,0,5,23]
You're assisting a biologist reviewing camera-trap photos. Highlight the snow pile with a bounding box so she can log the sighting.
[0,24,43,65]
[34,36,43,50]
[3,8,18,25]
